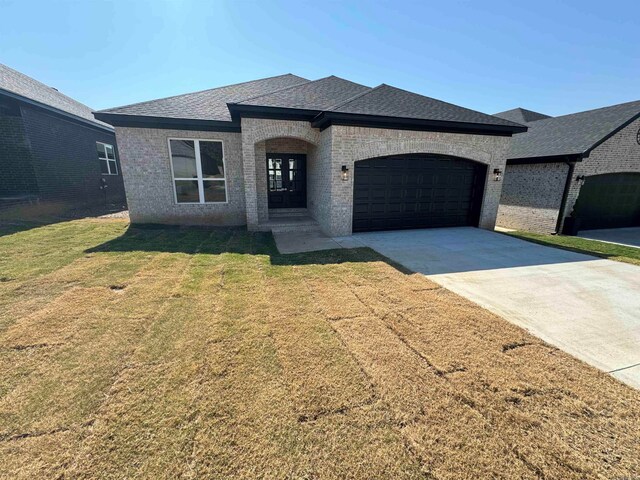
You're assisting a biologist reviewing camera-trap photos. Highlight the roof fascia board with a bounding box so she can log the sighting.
[227,104,321,122]
[312,112,527,136]
[93,113,241,132]
[1,88,114,133]
[507,154,583,165]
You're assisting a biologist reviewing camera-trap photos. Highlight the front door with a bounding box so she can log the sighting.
[266,153,307,208]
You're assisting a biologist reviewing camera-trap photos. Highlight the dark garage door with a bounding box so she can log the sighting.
[573,173,640,230]
[353,154,487,232]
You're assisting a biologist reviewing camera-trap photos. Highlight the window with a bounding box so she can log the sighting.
[97,142,118,175]
[169,139,226,203]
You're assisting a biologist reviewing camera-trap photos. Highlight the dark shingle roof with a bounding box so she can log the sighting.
[98,74,309,121]
[97,74,525,133]
[235,76,371,110]
[0,63,111,128]
[493,107,551,124]
[329,84,524,128]
[507,100,640,159]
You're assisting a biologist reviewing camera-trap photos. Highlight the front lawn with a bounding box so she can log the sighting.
[504,230,640,266]
[1,219,639,479]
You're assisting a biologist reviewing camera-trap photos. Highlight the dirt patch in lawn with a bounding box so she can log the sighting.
[0,220,639,479]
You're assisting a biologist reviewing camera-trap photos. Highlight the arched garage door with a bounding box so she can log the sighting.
[573,173,640,230]
[352,154,487,232]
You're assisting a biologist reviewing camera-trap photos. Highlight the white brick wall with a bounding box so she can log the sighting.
[116,119,514,236]
[114,127,246,225]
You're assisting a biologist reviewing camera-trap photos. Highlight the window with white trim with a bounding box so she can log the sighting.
[97,142,118,175]
[169,139,226,203]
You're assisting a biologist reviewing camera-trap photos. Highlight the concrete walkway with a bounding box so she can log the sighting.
[352,227,640,389]
[578,227,640,248]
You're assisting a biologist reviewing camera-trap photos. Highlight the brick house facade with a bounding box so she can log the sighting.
[100,74,524,236]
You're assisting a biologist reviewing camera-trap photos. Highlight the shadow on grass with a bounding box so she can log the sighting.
[85,223,414,272]
[0,203,127,237]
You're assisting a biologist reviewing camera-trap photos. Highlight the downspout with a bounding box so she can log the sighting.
[554,160,577,234]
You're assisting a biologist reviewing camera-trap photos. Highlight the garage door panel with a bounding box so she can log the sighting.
[573,173,640,230]
[353,154,486,232]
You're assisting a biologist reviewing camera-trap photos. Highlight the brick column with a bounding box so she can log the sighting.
[241,136,259,230]
[254,141,268,223]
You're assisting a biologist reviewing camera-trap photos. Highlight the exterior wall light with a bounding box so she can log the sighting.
[341,165,349,181]
[493,168,502,181]
[576,175,585,184]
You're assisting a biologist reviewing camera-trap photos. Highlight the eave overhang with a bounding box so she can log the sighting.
[311,111,528,136]
[1,88,114,133]
[506,154,583,165]
[93,112,241,132]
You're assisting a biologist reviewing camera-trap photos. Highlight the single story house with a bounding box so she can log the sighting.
[95,74,525,236]
[0,64,126,216]
[495,102,640,234]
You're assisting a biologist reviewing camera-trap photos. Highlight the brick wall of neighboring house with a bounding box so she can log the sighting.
[19,105,126,211]
[497,116,640,234]
[328,125,512,236]
[0,97,38,199]
[496,162,569,233]
[559,116,640,230]
[115,127,246,225]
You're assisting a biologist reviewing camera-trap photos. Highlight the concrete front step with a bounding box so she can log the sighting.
[257,213,322,233]
[271,223,322,233]
[268,208,309,218]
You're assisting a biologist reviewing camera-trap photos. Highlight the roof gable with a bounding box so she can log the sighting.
[508,100,640,160]
[0,63,111,128]
[235,76,370,111]
[493,107,551,124]
[329,84,524,128]
[99,74,309,121]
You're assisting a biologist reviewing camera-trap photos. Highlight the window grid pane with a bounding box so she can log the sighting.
[175,180,200,203]
[99,158,110,174]
[200,141,224,178]
[170,140,197,178]
[203,180,226,203]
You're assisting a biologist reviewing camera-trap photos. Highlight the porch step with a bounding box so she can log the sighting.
[268,208,309,218]
[259,214,322,233]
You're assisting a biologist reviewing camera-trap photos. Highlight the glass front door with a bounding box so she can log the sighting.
[266,153,307,208]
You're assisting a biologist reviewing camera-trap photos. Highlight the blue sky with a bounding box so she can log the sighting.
[1,0,638,116]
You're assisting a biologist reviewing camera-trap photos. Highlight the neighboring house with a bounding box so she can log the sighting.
[495,103,640,234]
[0,64,126,216]
[94,74,525,236]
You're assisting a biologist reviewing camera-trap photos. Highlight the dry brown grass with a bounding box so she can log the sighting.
[0,219,639,479]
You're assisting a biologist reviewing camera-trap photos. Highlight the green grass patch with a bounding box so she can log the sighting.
[505,231,640,266]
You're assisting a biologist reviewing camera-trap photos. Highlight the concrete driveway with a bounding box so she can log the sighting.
[578,227,640,248]
[349,227,640,389]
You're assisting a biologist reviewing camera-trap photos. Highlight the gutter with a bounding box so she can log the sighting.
[554,159,579,234]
